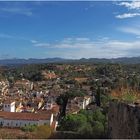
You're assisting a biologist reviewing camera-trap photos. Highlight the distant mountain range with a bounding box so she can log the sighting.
[0,57,140,66]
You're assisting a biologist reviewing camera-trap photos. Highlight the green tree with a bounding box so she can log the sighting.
[59,114,87,131]
[56,89,85,117]
[78,123,93,138]
[95,87,101,106]
[92,121,104,138]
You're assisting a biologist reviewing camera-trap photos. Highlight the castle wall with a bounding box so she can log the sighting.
[108,99,140,139]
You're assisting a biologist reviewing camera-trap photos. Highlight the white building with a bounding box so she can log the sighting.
[45,97,54,110]
[45,101,53,110]
[84,96,92,106]
[3,100,15,112]
[0,111,54,128]
[76,96,92,109]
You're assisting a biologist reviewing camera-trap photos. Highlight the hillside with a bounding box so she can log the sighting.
[0,57,140,65]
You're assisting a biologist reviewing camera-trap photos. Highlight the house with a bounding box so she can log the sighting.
[3,100,15,112]
[36,107,59,131]
[0,111,54,128]
[37,104,59,118]
[45,101,53,110]
[74,96,92,109]
[84,96,92,106]
[15,102,23,112]
[66,105,80,114]
[15,79,32,90]
[74,97,84,109]
[42,70,58,80]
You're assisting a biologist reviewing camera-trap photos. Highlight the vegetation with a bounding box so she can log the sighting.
[111,89,137,103]
[121,91,136,103]
[21,124,37,132]
[21,124,52,139]
[56,89,85,117]
[58,108,107,138]
[34,125,53,139]
[1,63,140,138]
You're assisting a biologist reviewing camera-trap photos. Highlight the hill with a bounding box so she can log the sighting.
[0,57,140,65]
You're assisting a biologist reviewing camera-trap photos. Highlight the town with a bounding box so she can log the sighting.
[0,0,140,139]
[0,63,99,138]
[0,63,139,138]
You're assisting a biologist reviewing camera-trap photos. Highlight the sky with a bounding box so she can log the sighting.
[0,1,140,59]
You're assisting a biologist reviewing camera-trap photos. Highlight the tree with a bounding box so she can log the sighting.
[59,114,87,131]
[58,109,107,138]
[78,123,93,138]
[95,86,101,106]
[79,108,107,137]
[92,121,104,138]
[56,89,85,118]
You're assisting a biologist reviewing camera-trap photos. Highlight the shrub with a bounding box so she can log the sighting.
[92,121,104,138]
[78,123,93,138]
[34,125,52,139]
[59,114,87,131]
[21,124,37,132]
[122,92,137,103]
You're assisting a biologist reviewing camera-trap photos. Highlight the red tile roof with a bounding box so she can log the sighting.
[0,111,52,121]
[3,100,15,104]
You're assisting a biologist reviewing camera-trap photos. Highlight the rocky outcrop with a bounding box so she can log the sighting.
[108,99,140,139]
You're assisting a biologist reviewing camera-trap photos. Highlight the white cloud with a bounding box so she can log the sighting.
[116,1,140,19]
[116,13,140,19]
[0,7,32,16]
[34,43,50,48]
[60,37,90,43]
[30,40,38,43]
[118,1,140,10]
[75,37,90,41]
[119,27,140,36]
[105,40,140,50]
[34,37,140,59]
[53,38,95,49]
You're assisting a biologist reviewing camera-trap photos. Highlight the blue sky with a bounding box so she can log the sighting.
[0,1,140,59]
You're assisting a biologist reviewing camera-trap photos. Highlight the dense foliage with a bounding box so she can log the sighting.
[58,108,107,138]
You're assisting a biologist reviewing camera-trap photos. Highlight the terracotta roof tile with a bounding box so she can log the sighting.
[0,111,52,121]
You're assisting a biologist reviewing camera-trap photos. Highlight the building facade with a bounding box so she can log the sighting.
[0,111,53,128]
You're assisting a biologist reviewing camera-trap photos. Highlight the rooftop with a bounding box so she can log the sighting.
[0,111,52,121]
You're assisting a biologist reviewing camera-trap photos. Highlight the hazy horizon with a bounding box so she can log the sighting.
[0,1,140,59]
[0,56,140,60]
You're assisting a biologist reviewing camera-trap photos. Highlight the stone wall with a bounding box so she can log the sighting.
[108,99,140,139]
